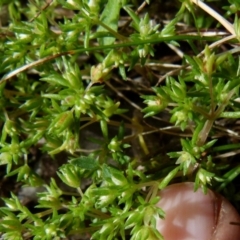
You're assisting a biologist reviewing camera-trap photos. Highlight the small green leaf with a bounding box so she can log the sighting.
[123,6,140,30]
[159,166,180,190]
[57,164,81,188]
[97,0,122,45]
[0,152,12,165]
[125,211,142,229]
[100,120,108,140]
[102,164,128,186]
[41,74,70,88]
[48,111,74,134]
[70,156,98,170]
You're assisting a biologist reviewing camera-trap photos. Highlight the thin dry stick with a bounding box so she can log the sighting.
[156,35,236,86]
[105,81,142,111]
[156,0,236,86]
[0,51,73,84]
[29,0,54,22]
[121,0,148,31]
[190,0,235,36]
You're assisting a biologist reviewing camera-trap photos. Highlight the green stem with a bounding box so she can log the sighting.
[1,35,219,83]
[219,111,240,118]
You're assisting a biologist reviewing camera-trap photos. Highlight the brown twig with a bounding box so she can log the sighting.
[29,0,54,23]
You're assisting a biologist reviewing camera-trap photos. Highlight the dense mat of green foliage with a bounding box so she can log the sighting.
[1,0,240,239]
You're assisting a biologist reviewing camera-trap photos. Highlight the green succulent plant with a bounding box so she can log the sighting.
[0,0,240,239]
